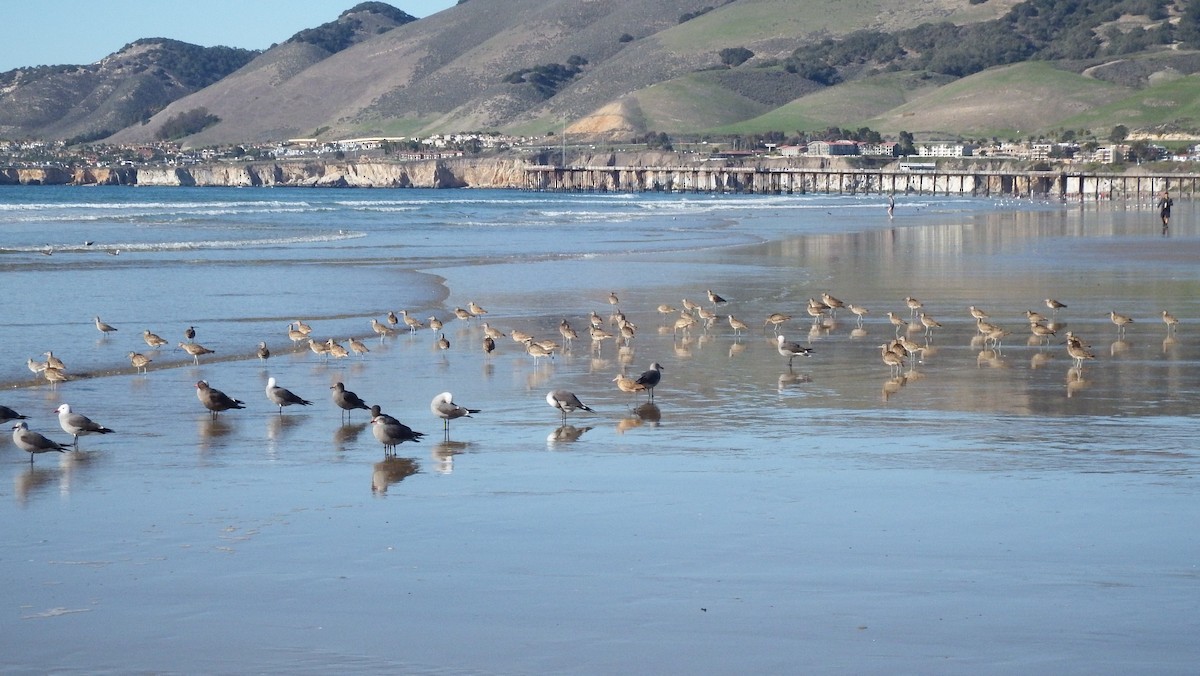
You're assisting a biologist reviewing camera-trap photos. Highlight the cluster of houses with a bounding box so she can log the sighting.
[777,139,1200,164]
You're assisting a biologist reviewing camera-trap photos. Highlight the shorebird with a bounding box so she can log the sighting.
[128,351,152,373]
[764,313,791,333]
[143,330,168,348]
[184,325,197,342]
[589,326,614,345]
[307,338,330,360]
[400,310,424,333]
[613,373,647,398]
[428,316,444,332]
[969,306,990,321]
[546,389,594,423]
[95,316,117,336]
[776,335,813,365]
[370,318,393,341]
[1066,336,1096,368]
[467,301,488,317]
[43,367,68,388]
[523,338,553,364]
[453,307,472,322]
[371,414,424,454]
[482,336,496,354]
[727,315,748,336]
[696,307,717,329]
[482,322,506,340]
[559,319,578,346]
[707,289,727,305]
[1024,310,1047,324]
[347,337,369,358]
[431,392,480,432]
[904,296,923,318]
[436,333,450,350]
[11,422,69,463]
[0,405,28,424]
[919,313,942,337]
[265,377,312,415]
[673,314,696,336]
[195,380,245,418]
[1162,310,1179,334]
[54,403,114,447]
[886,311,907,335]
[330,382,370,421]
[635,362,664,400]
[821,292,845,316]
[326,338,349,360]
[386,311,399,328]
[1029,323,1056,344]
[1045,298,1067,313]
[848,304,869,325]
[289,324,308,345]
[178,342,215,365]
[293,320,312,336]
[43,351,65,370]
[1109,310,1134,336]
[27,357,47,374]
[256,342,271,362]
[657,304,679,316]
[511,329,533,344]
[880,343,905,375]
[608,292,620,310]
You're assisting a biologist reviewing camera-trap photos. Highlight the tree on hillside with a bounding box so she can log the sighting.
[1110,125,1129,142]
[719,47,754,67]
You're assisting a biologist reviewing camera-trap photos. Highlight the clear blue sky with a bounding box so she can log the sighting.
[0,0,456,72]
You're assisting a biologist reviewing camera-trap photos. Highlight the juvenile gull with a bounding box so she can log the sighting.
[195,380,245,418]
[12,422,69,464]
[635,362,664,400]
[776,335,814,365]
[54,403,114,447]
[265,376,313,415]
[178,342,215,364]
[430,392,480,432]
[546,389,594,423]
[330,382,370,421]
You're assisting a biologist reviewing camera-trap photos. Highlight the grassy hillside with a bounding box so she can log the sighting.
[1062,73,1200,133]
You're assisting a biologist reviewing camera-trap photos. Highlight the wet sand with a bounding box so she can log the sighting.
[2,197,1198,673]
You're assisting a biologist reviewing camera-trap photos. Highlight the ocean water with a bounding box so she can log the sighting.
[0,186,1198,674]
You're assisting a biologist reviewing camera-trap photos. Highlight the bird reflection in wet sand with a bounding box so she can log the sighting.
[14,466,60,505]
[432,440,469,474]
[1066,367,1088,398]
[334,422,369,451]
[882,375,907,402]
[778,367,812,392]
[267,412,304,441]
[548,425,593,444]
[372,456,419,494]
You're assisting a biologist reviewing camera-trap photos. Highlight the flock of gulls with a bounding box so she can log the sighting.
[4,288,1185,465]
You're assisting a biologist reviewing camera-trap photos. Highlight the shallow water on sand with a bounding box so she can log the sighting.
[1,188,1198,674]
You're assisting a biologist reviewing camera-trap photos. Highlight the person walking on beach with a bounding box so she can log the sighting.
[1158,190,1172,234]
[887,194,895,219]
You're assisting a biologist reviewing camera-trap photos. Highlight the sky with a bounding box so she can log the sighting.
[0,0,457,72]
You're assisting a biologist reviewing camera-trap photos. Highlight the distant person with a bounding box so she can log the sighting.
[887,194,895,219]
[1158,190,1173,234]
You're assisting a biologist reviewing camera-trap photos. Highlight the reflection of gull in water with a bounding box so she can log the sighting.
[333,422,368,450]
[634,402,660,424]
[267,412,304,441]
[1066,366,1088,398]
[548,425,593,444]
[198,417,234,444]
[15,466,59,505]
[372,456,419,494]
[432,440,469,474]
[881,375,907,402]
[778,368,812,392]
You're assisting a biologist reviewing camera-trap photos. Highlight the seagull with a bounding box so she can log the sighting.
[266,377,312,415]
[0,405,29,424]
[430,392,480,432]
[776,335,814,365]
[635,362,664,400]
[330,382,370,421]
[12,422,70,464]
[546,389,594,423]
[195,380,245,418]
[94,316,117,335]
[54,403,114,447]
[371,414,425,454]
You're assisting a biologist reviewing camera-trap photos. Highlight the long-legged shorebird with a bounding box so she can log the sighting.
[1109,310,1134,336]
[776,335,813,366]
[128,351,152,373]
[256,342,271,362]
[707,289,727,306]
[886,311,907,336]
[179,342,215,365]
[467,301,488,317]
[848,304,869,326]
[613,373,647,399]
[44,351,65,370]
[1045,298,1067,314]
[195,380,245,418]
[904,296,923,318]
[95,316,117,336]
[880,343,905,375]
[347,337,369,358]
[1029,322,1056,345]
[727,315,748,336]
[764,313,791,333]
[918,313,941,337]
[969,306,989,321]
[12,422,69,464]
[143,330,168,349]
[54,403,114,447]
[821,292,845,317]
[1162,310,1179,334]
[265,377,312,415]
[370,318,393,342]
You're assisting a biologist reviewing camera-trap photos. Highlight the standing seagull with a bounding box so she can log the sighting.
[54,403,114,447]
[195,380,245,418]
[371,415,425,454]
[431,392,480,433]
[94,316,118,336]
[330,382,370,421]
[12,422,70,464]
[546,390,594,423]
[635,362,664,400]
[776,335,814,365]
[266,377,312,415]
[0,405,29,424]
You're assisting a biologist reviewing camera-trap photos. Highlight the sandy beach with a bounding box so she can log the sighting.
[1,189,1197,674]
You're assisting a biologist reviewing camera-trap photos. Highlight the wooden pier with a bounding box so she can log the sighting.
[524,165,1200,200]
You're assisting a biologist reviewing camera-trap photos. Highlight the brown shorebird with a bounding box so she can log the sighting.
[429,317,444,332]
[904,296,923,318]
[546,390,594,423]
[400,310,424,333]
[27,357,47,374]
[1045,298,1067,313]
[886,311,907,335]
[265,377,312,415]
[608,292,620,310]
[1029,323,1056,344]
[143,330,168,348]
[195,380,245,418]
[776,335,813,366]
[453,307,472,322]
[969,306,990,321]
[523,338,552,364]
[43,367,68,388]
[347,337,369,358]
[44,351,65,370]
[559,320,578,346]
[613,373,647,398]
[482,323,506,340]
[11,422,69,464]
[919,313,942,337]
[386,311,399,328]
[727,315,748,336]
[431,392,480,433]
[764,313,791,333]
[128,351,152,373]
[1024,310,1047,324]
[673,314,697,336]
[307,339,330,360]
[657,304,679,316]
[326,339,349,360]
[95,316,117,336]
[370,318,393,341]
[179,342,215,364]
[289,324,308,344]
[682,298,700,314]
[256,342,271,362]
[589,326,613,345]
[482,336,496,354]
[184,325,197,341]
[880,343,905,375]
[1162,310,1179,334]
[55,403,114,447]
[511,329,533,344]
[707,289,727,305]
[1109,310,1134,336]
[821,292,845,316]
[293,320,312,336]
[1065,335,1096,368]
[436,333,450,350]
[848,304,869,325]
[467,301,488,317]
